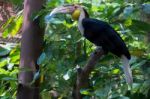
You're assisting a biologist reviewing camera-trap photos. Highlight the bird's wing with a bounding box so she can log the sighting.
[82,18,130,59]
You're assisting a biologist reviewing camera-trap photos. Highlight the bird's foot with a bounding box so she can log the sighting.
[90,46,102,57]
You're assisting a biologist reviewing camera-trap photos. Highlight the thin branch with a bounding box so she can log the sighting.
[73,47,105,99]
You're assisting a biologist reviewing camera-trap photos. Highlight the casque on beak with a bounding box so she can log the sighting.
[45,4,81,21]
[49,5,75,17]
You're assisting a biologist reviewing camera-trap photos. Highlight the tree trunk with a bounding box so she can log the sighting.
[17,0,45,99]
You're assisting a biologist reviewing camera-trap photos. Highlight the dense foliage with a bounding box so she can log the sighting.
[0,0,150,98]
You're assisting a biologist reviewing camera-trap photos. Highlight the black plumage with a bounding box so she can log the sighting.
[82,18,131,59]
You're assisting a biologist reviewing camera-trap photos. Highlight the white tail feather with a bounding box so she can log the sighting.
[121,55,133,84]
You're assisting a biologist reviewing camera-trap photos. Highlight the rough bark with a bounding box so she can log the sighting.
[73,48,104,99]
[17,0,45,99]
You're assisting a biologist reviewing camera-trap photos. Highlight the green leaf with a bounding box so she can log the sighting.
[112,69,120,74]
[124,18,132,27]
[10,0,23,5]
[1,77,17,81]
[139,81,150,95]
[37,52,46,65]
[0,47,10,56]
[119,96,130,99]
[0,59,8,68]
[11,16,23,36]
[132,83,141,93]
[2,15,23,38]
[0,68,9,75]
[123,6,133,18]
[80,89,91,95]
[128,20,150,32]
[131,60,147,69]
[95,85,111,98]
[142,4,150,14]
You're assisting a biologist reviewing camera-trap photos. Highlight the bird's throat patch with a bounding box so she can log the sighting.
[72,9,81,20]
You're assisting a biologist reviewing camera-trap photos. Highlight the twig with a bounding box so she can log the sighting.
[73,47,105,99]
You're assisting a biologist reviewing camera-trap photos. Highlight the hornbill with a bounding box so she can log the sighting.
[48,4,133,84]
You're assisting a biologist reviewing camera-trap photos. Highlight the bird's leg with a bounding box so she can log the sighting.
[95,46,102,53]
[76,65,82,74]
[90,46,102,57]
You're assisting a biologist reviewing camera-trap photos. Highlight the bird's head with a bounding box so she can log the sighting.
[49,4,87,20]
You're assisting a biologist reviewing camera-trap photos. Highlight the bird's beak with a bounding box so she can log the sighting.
[49,5,75,17]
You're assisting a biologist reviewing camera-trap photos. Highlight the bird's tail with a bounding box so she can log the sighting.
[121,55,133,85]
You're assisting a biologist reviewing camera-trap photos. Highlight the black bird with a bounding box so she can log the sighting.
[48,4,133,84]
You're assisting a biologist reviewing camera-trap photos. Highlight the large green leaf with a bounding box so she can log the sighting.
[2,15,23,38]
[128,20,150,33]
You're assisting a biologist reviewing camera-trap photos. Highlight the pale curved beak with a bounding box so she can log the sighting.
[47,5,75,19]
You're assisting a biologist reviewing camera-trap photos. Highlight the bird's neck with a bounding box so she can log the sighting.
[78,8,86,35]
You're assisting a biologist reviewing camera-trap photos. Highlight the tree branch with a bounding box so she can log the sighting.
[73,47,105,99]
